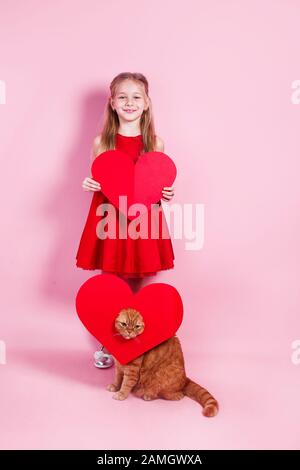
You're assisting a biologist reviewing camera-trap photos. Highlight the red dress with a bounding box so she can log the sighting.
[75,133,175,278]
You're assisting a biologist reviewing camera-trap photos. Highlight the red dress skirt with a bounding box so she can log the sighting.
[75,133,175,278]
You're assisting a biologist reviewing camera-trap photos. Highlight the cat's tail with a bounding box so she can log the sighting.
[183,378,219,417]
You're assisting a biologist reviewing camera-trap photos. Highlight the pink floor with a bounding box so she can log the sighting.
[1,295,299,450]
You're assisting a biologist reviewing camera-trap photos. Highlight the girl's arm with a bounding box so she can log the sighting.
[81,135,102,192]
[156,136,175,202]
[91,134,103,165]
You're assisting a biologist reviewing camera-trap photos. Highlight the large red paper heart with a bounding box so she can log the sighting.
[75,274,183,365]
[91,150,177,220]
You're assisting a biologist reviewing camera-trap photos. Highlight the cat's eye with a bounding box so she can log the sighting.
[120,322,127,327]
[135,325,141,329]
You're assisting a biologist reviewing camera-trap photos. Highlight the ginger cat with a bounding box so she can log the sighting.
[106,308,219,417]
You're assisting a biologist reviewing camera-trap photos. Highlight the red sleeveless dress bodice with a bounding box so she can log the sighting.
[75,133,175,278]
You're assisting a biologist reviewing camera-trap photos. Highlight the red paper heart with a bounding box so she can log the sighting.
[75,274,183,364]
[91,150,177,220]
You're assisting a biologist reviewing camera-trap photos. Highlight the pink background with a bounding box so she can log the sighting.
[1,0,300,450]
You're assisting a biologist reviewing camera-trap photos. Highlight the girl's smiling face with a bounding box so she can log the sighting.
[110,79,149,122]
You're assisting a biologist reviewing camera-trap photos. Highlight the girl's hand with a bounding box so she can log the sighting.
[82,176,101,192]
[161,186,174,202]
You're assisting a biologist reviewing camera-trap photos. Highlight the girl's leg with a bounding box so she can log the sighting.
[125,276,146,293]
[94,344,115,368]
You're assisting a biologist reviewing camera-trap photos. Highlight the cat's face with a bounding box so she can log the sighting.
[115,308,145,340]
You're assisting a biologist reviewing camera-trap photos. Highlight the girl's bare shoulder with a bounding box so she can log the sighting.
[155,135,165,152]
[93,133,164,154]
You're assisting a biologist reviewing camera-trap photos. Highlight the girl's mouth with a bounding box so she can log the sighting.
[124,109,137,113]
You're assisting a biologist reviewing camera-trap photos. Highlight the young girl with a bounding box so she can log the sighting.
[76,72,175,368]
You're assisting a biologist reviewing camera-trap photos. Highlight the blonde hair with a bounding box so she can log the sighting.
[100,72,156,153]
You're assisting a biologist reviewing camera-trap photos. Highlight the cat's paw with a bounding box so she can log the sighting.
[162,391,184,400]
[112,391,127,401]
[142,393,156,401]
[131,388,145,398]
[106,383,119,392]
